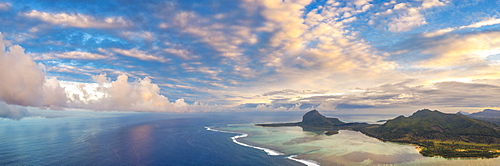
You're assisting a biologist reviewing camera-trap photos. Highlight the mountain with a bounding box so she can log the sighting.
[363,109,500,144]
[469,109,500,118]
[257,109,500,158]
[467,109,500,125]
[256,110,370,132]
[360,109,500,158]
[299,110,344,126]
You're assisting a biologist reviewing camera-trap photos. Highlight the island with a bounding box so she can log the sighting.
[257,109,500,158]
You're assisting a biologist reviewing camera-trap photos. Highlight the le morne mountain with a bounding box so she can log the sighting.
[257,109,500,158]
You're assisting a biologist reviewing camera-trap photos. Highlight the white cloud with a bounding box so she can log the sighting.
[112,48,169,63]
[354,0,372,7]
[388,8,426,32]
[164,48,197,60]
[0,2,11,11]
[63,74,217,112]
[0,101,30,120]
[23,10,130,28]
[181,63,221,77]
[120,31,156,41]
[383,0,448,32]
[422,27,455,37]
[463,18,500,28]
[424,17,500,37]
[42,77,67,107]
[91,73,110,84]
[0,33,67,107]
[420,0,447,9]
[31,51,108,60]
[418,31,500,68]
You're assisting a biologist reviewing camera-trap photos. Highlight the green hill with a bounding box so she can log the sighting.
[257,109,500,158]
[364,109,500,143]
[361,109,500,158]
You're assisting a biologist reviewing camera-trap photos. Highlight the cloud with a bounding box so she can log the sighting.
[91,73,110,83]
[31,51,108,60]
[388,7,426,32]
[63,74,217,112]
[418,31,500,68]
[120,31,156,42]
[42,77,67,107]
[0,2,11,11]
[164,48,197,60]
[111,48,169,63]
[0,33,67,107]
[167,10,258,77]
[379,0,448,32]
[241,80,500,112]
[424,17,500,37]
[181,63,221,77]
[462,17,500,28]
[0,101,30,120]
[23,10,130,28]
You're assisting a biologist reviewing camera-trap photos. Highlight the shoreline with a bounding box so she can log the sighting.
[205,126,320,166]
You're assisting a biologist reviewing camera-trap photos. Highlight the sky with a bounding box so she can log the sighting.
[1,0,500,119]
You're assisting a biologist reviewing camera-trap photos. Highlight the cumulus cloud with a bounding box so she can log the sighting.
[64,74,217,112]
[91,73,111,84]
[23,10,130,28]
[0,34,67,107]
[42,77,68,107]
[0,33,67,120]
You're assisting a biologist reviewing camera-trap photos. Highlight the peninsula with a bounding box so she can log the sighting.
[257,109,500,158]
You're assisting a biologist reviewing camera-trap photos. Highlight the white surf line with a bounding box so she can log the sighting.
[287,155,320,166]
[205,127,284,156]
[206,127,321,165]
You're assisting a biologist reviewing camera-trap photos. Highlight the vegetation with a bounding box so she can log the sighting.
[256,109,500,158]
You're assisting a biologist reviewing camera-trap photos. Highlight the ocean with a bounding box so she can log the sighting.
[0,109,306,165]
[1,109,499,165]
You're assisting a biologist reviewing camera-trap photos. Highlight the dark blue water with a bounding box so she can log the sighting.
[0,110,305,165]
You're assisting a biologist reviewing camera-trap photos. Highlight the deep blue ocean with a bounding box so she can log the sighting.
[0,110,308,165]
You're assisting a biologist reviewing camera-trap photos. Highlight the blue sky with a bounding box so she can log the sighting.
[1,0,500,117]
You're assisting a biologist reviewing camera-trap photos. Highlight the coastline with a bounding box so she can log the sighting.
[205,127,320,166]
[207,125,500,165]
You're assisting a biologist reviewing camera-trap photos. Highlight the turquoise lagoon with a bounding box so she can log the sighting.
[219,124,500,166]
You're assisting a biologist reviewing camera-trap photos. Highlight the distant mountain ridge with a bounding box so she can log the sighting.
[467,109,500,125]
[469,109,500,118]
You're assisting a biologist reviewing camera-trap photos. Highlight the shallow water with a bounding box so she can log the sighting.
[221,124,500,166]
